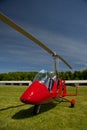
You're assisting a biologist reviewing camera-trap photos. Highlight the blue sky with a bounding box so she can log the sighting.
[0,0,87,73]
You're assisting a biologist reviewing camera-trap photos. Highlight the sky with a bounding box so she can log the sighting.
[0,0,87,73]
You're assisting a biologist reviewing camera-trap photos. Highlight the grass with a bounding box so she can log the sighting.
[0,85,87,130]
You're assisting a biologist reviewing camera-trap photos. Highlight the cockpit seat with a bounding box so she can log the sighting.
[45,77,54,91]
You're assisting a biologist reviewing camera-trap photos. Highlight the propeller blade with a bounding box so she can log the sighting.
[0,12,72,69]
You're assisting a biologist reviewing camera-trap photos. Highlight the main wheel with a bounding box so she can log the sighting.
[71,99,75,108]
[33,105,41,115]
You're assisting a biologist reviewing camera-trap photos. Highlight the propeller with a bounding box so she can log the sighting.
[0,12,72,70]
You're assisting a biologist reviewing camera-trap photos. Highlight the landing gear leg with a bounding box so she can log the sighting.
[33,105,41,115]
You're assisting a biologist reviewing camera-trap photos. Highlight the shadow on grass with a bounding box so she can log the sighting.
[0,104,25,111]
[12,102,57,119]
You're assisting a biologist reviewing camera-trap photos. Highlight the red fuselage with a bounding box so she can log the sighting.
[20,79,65,105]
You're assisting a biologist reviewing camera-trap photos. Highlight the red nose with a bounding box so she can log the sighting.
[20,81,51,104]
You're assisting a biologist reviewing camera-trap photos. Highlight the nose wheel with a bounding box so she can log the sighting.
[33,105,41,115]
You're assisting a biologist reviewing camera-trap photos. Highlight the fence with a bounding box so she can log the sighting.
[0,80,87,86]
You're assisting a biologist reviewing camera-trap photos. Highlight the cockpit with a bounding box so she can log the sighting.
[33,69,56,91]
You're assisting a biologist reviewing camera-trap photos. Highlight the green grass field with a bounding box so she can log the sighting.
[0,85,87,130]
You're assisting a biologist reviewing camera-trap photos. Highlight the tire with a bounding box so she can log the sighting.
[71,99,75,108]
[71,103,74,108]
[33,105,41,115]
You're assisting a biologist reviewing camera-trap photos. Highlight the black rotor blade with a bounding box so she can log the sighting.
[0,12,72,69]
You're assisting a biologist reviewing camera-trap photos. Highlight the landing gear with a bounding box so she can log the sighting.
[33,105,41,115]
[71,99,75,107]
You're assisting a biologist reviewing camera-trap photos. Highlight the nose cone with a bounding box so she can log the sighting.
[20,81,50,104]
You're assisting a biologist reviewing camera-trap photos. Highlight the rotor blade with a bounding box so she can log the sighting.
[0,12,72,69]
[55,54,72,69]
[0,12,54,55]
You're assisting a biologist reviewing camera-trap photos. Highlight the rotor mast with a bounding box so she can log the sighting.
[52,53,58,77]
[53,56,57,75]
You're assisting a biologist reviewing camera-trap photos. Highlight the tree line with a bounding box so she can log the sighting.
[0,69,87,81]
[59,69,87,80]
[0,72,37,81]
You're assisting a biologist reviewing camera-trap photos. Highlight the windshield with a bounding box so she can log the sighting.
[33,70,48,82]
[33,69,56,82]
[33,69,57,91]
